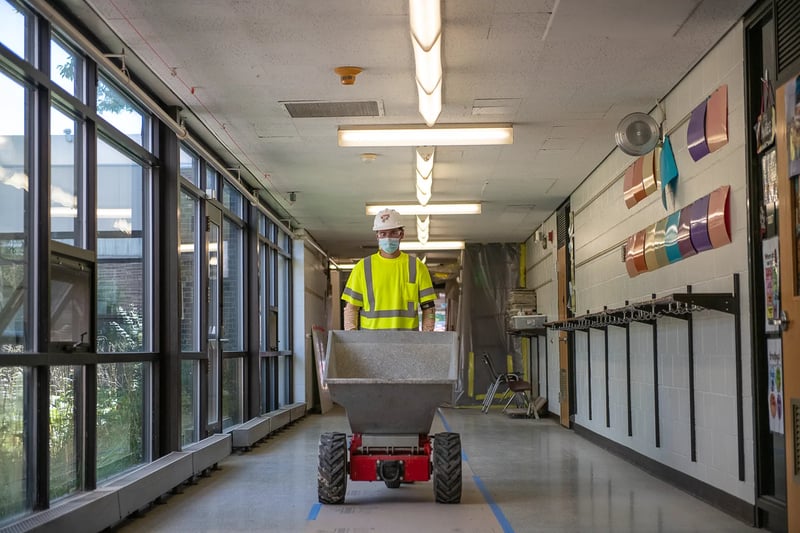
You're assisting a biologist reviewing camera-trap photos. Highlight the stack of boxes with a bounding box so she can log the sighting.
[506,289,538,330]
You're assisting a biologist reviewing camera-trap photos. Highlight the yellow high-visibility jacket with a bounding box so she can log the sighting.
[341,252,436,330]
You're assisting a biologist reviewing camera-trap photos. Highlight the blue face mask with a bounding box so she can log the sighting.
[378,237,400,254]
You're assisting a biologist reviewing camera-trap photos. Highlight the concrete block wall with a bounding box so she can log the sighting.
[524,212,559,415]
[526,22,753,503]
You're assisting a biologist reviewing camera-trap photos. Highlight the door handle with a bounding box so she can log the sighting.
[776,310,790,332]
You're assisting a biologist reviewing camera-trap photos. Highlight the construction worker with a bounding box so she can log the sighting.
[342,208,436,331]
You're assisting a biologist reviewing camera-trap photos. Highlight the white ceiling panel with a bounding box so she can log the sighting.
[66,0,756,260]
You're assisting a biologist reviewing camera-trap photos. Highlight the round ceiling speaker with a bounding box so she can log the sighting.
[615,112,660,156]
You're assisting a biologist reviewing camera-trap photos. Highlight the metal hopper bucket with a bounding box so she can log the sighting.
[324,330,458,434]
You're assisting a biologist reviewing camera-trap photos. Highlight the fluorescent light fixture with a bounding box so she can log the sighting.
[339,124,513,147]
[416,147,434,177]
[366,203,481,216]
[417,80,442,127]
[416,184,432,206]
[400,240,465,251]
[416,172,432,194]
[409,0,440,49]
[409,0,442,125]
[412,36,442,94]
[415,146,434,203]
[416,215,429,245]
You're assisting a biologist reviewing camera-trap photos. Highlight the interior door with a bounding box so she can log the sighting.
[557,244,570,428]
[205,204,223,435]
[776,78,800,533]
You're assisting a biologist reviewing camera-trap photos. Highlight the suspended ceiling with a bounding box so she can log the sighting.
[56,0,755,263]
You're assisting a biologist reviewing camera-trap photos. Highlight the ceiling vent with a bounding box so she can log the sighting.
[283,100,383,118]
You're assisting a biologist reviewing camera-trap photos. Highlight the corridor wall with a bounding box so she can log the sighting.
[527,21,753,508]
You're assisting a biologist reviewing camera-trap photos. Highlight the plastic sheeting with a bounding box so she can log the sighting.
[458,243,525,406]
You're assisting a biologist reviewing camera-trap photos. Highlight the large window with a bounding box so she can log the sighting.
[179,147,200,188]
[259,238,268,352]
[0,4,298,527]
[96,362,145,481]
[50,366,81,500]
[0,0,29,61]
[0,72,28,353]
[51,105,83,247]
[180,360,198,446]
[0,367,25,519]
[50,36,83,100]
[277,251,290,352]
[179,190,199,352]
[223,218,243,351]
[97,77,148,149]
[222,181,242,218]
[96,138,145,353]
[222,358,242,429]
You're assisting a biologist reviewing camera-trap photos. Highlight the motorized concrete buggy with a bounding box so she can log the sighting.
[317,330,461,504]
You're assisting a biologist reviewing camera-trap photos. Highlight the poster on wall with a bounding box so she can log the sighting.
[763,236,781,332]
[767,338,784,434]
[761,148,778,236]
[785,74,800,177]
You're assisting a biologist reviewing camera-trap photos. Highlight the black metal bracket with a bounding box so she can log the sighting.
[542,274,743,480]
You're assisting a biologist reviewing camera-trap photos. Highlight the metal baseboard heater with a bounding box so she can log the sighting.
[5,402,306,533]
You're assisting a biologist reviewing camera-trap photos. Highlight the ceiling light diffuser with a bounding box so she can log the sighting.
[417,80,442,127]
[416,170,432,193]
[416,147,434,176]
[339,124,513,147]
[416,185,432,206]
[400,240,465,251]
[412,36,442,95]
[409,0,441,49]
[366,203,481,215]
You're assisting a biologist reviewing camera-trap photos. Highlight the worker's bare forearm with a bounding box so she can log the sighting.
[344,303,359,330]
[422,307,435,332]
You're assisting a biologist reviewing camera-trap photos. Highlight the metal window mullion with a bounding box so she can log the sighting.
[83,364,97,490]
[32,14,52,510]
[246,204,260,419]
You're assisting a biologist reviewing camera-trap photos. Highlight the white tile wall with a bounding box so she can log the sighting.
[525,22,754,503]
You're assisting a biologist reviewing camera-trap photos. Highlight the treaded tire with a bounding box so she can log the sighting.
[384,479,401,489]
[433,432,462,503]
[318,432,347,504]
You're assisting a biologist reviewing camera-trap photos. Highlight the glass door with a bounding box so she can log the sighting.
[206,205,223,434]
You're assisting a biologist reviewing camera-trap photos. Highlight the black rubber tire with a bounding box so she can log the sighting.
[384,479,401,489]
[433,432,462,503]
[318,432,347,504]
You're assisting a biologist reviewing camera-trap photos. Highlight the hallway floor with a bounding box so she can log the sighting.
[114,406,757,532]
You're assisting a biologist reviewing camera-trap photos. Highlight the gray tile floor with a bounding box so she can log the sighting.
[115,406,758,533]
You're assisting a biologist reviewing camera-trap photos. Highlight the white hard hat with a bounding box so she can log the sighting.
[372,208,403,231]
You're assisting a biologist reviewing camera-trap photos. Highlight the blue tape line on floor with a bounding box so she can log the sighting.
[437,408,453,433]
[472,474,515,533]
[438,410,510,531]
[307,502,321,520]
